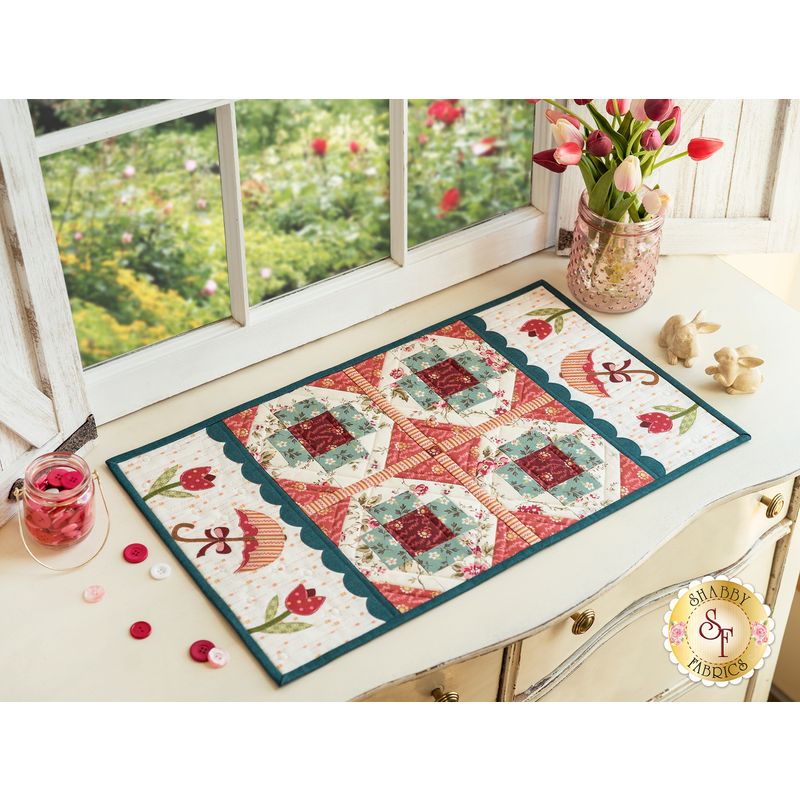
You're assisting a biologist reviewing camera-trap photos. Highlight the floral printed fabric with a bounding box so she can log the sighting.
[108,280,748,685]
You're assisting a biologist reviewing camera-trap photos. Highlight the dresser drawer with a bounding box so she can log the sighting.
[515,495,785,701]
[356,647,504,702]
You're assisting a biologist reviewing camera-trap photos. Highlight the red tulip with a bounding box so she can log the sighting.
[586,130,613,157]
[664,105,681,146]
[179,467,216,491]
[553,141,583,165]
[520,319,553,339]
[637,413,673,433]
[525,99,541,103]
[644,99,674,122]
[311,138,327,156]
[640,128,663,151]
[349,141,360,153]
[606,99,630,116]
[687,137,724,161]
[470,136,499,157]
[574,99,592,105]
[532,149,567,174]
[437,187,460,215]
[285,584,326,616]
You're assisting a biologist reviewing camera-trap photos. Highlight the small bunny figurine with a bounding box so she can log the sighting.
[705,345,765,394]
[658,309,722,367]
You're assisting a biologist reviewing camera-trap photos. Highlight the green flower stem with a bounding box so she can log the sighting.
[541,100,594,132]
[669,403,699,420]
[142,481,181,501]
[246,609,291,634]
[652,150,688,170]
[545,310,570,323]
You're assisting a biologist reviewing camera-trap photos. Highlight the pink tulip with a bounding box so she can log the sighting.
[687,137,724,161]
[614,156,642,193]
[630,99,648,122]
[121,232,133,244]
[640,128,663,151]
[664,105,681,146]
[644,99,674,122]
[642,187,673,218]
[122,165,135,179]
[606,99,630,116]
[586,130,613,157]
[349,141,360,153]
[545,109,580,129]
[551,118,584,147]
[532,149,567,174]
[553,141,583,166]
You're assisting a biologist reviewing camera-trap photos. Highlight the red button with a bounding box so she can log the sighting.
[190,639,215,662]
[61,470,83,490]
[130,621,152,639]
[45,468,67,488]
[123,543,148,563]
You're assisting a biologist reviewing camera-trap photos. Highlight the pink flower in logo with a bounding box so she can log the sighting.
[669,621,687,645]
[751,621,769,646]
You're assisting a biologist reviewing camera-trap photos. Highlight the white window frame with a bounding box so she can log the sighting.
[28,99,560,424]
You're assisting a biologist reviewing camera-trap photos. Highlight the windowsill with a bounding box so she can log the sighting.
[4,249,800,700]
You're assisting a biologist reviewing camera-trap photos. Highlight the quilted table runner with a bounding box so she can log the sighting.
[107,280,749,686]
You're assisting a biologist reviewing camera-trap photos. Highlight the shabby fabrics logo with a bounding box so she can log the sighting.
[664,576,774,687]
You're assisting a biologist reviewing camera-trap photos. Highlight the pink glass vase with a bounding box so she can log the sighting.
[22,452,95,549]
[566,190,665,313]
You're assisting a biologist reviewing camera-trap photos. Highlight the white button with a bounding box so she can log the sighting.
[83,585,105,603]
[207,647,229,668]
[150,563,171,580]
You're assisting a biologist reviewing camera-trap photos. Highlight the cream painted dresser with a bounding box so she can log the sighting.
[1,251,798,702]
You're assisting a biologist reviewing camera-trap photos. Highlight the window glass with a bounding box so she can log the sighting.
[28,99,165,136]
[407,99,534,248]
[235,99,391,306]
[39,109,228,367]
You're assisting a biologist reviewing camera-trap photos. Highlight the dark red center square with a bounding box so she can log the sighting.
[516,444,583,490]
[385,506,455,556]
[288,411,354,457]
[416,358,479,399]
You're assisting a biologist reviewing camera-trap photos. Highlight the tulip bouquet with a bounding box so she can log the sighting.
[529,99,724,222]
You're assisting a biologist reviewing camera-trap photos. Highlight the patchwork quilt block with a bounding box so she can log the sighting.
[108,280,749,686]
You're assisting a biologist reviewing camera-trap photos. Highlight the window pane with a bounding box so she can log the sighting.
[40,109,228,367]
[28,99,165,136]
[407,99,534,248]
[235,100,390,306]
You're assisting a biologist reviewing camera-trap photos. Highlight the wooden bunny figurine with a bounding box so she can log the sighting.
[705,345,765,394]
[658,309,721,367]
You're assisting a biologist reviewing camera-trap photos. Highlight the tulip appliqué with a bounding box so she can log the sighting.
[560,349,659,398]
[246,584,326,635]
[519,307,574,339]
[142,465,216,502]
[636,403,699,435]
[170,508,286,573]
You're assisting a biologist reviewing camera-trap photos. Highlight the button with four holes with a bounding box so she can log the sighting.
[207,647,229,669]
[190,639,215,662]
[123,543,148,563]
[150,563,171,580]
[130,621,152,639]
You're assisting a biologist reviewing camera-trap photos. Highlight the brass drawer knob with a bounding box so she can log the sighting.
[431,687,459,702]
[570,609,596,635]
[760,494,784,519]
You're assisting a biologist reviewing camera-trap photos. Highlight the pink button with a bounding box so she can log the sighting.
[123,543,148,563]
[83,585,105,603]
[61,470,83,490]
[130,621,152,639]
[190,640,215,662]
[207,647,229,668]
[45,468,67,488]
